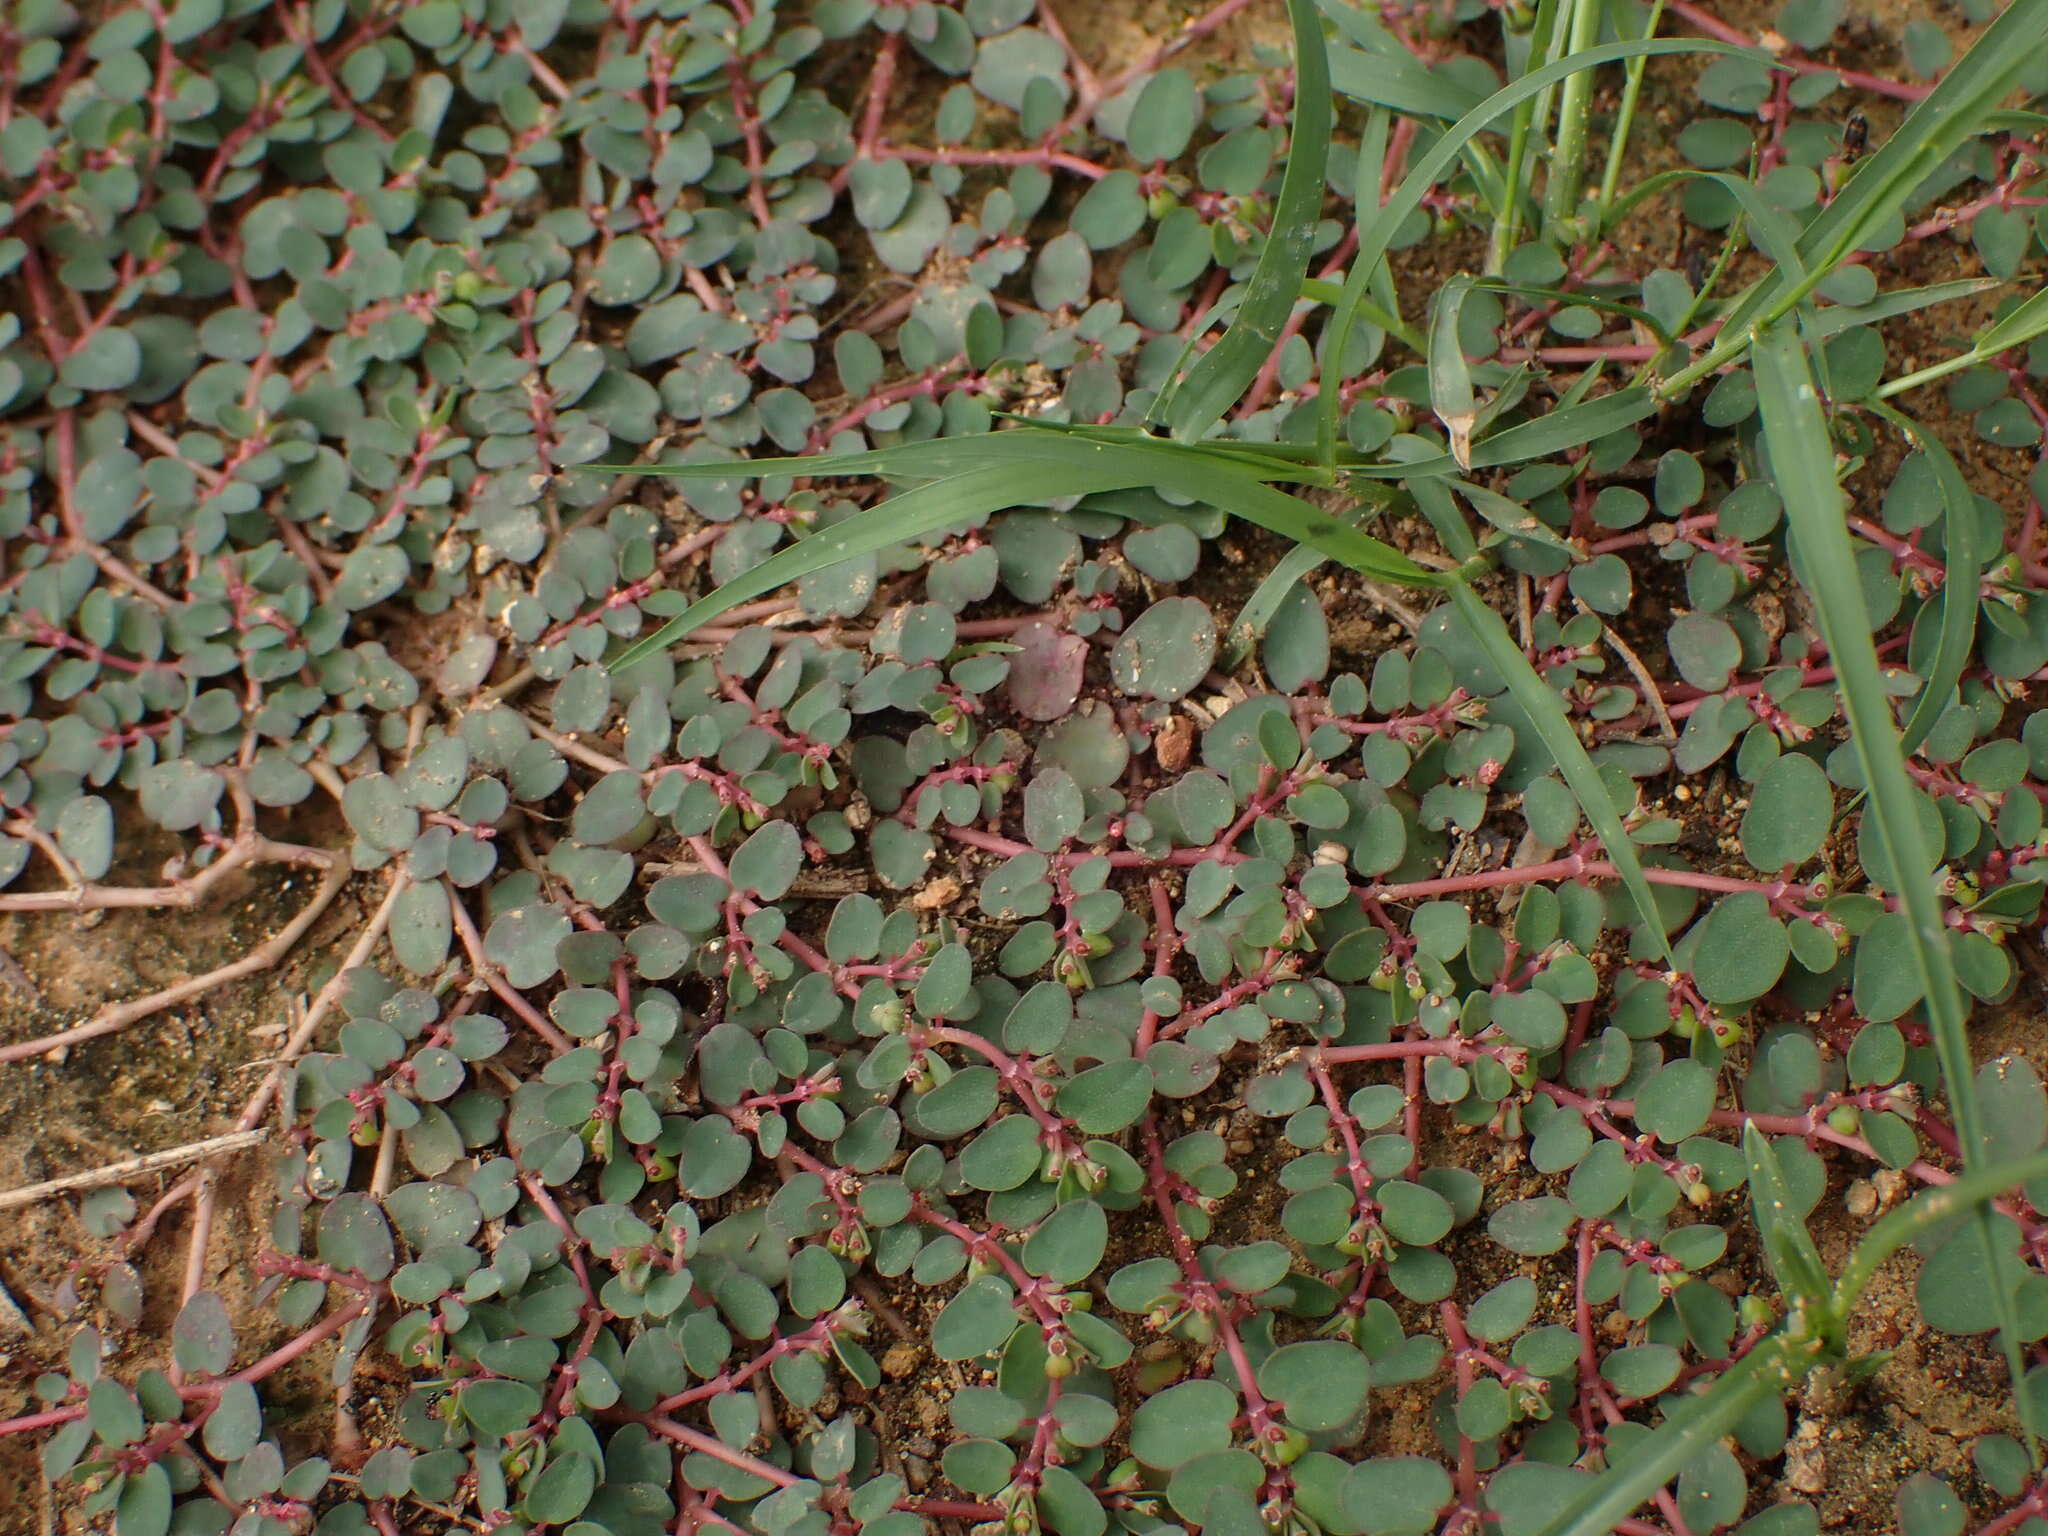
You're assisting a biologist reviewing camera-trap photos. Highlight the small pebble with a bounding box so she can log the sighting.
[882,1342,922,1378]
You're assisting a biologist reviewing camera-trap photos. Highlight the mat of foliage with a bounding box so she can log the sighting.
[4,0,2048,1535]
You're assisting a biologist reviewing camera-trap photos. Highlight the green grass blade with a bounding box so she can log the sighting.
[1470,383,1658,467]
[1803,276,2003,342]
[605,436,1444,671]
[1472,278,1675,346]
[593,434,1082,483]
[1344,384,1658,481]
[1977,283,2048,353]
[605,424,1335,486]
[606,460,1136,671]
[1752,318,2036,1455]
[1223,542,1328,669]
[1447,581,1674,962]
[1300,280,1424,355]
[1743,1125,1833,1316]
[1836,1147,2048,1315]
[1489,0,1566,269]
[1471,363,1538,437]
[1454,479,1577,557]
[1532,1343,1791,1536]
[1866,400,1982,756]
[1339,36,1754,283]
[1877,283,2048,398]
[1157,0,1331,443]
[1320,36,1750,458]
[988,420,1347,478]
[1405,475,1480,563]
[1131,444,1444,587]
[1753,324,1979,1158]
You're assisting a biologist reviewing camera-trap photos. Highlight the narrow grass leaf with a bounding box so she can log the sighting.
[1490,0,1567,267]
[1159,0,1331,443]
[1754,325,1977,1154]
[1447,581,1673,962]
[1531,1344,1789,1536]
[1877,283,2048,398]
[1132,444,1443,587]
[1347,385,1659,483]
[1977,284,2048,354]
[1594,0,1669,222]
[608,437,1442,670]
[1866,401,1981,755]
[1753,319,2034,1451]
[606,461,1138,670]
[1224,547,1328,668]
[1541,0,1615,236]
[1803,277,2002,342]
[1301,278,1419,350]
[1455,481,1577,556]
[597,434,1090,484]
[1836,1146,2048,1314]
[1473,279,1675,345]
[1742,1125,1832,1315]
[1405,475,1480,564]
[1469,384,1658,468]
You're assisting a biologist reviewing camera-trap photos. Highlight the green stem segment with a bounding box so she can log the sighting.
[1541,0,1608,238]
[1594,0,1668,225]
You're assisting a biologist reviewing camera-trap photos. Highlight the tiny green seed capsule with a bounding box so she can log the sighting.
[1707,1013,1745,1048]
[1827,1105,1862,1136]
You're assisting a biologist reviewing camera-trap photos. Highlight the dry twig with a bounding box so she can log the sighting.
[0,1128,270,1213]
